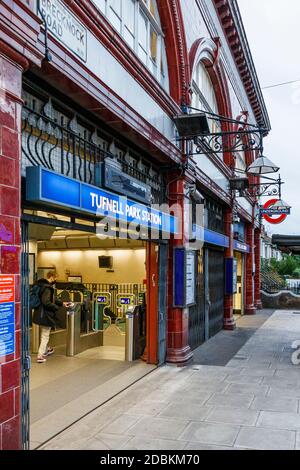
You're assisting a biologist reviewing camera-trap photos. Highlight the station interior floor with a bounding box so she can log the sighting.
[27,221,155,448]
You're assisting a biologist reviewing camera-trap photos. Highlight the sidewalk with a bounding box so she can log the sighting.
[40,310,300,450]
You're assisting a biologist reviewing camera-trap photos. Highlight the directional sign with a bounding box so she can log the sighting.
[261,199,289,225]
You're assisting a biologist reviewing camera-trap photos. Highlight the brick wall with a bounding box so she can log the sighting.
[0,52,23,450]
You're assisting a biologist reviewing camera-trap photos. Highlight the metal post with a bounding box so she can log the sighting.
[66,308,75,357]
[125,310,135,362]
[31,324,40,354]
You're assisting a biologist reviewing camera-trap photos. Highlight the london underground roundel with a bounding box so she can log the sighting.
[262,199,287,225]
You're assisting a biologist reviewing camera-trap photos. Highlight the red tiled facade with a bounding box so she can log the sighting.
[0,0,268,449]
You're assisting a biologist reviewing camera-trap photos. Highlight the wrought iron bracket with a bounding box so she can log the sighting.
[37,0,52,62]
[176,106,267,155]
[234,175,284,198]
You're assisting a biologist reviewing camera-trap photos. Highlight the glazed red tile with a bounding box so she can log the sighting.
[0,216,14,245]
[0,186,20,217]
[2,415,21,450]
[15,330,21,360]
[15,303,21,330]
[0,390,14,424]
[14,387,21,416]
[1,127,20,160]
[0,156,16,186]
[1,360,21,393]
[0,96,15,130]
[0,245,20,274]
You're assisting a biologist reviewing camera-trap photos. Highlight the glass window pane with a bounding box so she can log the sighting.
[124,27,134,49]
[138,45,147,65]
[124,0,135,33]
[93,0,106,14]
[109,9,121,33]
[150,27,158,63]
[110,0,121,16]
[138,10,148,50]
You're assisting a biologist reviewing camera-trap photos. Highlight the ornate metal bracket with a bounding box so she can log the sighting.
[193,128,263,155]
[235,175,284,198]
[176,106,267,155]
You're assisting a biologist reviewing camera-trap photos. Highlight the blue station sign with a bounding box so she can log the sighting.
[26,167,179,234]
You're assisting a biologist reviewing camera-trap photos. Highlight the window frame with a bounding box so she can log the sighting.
[92,0,168,90]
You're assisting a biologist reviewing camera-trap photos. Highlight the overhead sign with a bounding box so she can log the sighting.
[38,0,87,62]
[0,275,15,358]
[261,199,289,225]
[97,160,152,205]
[26,166,178,234]
[233,240,250,254]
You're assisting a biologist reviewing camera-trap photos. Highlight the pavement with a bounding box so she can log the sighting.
[39,309,300,450]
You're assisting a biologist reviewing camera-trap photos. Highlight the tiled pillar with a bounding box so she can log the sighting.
[245,223,256,315]
[223,208,236,330]
[254,227,263,309]
[166,176,193,364]
[0,50,26,450]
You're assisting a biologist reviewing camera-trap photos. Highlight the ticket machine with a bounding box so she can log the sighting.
[92,292,112,331]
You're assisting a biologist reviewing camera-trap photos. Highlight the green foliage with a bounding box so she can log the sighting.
[269,255,300,277]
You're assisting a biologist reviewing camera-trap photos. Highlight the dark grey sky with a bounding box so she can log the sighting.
[238,0,300,235]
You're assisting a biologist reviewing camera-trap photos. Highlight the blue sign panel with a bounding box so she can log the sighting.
[233,240,250,253]
[193,224,230,249]
[225,258,238,295]
[173,248,185,307]
[26,167,178,234]
[0,302,15,357]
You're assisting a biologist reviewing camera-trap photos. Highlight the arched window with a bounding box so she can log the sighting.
[93,0,169,90]
[192,61,221,134]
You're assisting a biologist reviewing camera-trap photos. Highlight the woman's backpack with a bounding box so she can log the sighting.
[30,284,42,309]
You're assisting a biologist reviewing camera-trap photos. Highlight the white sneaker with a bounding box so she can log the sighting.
[37,356,47,363]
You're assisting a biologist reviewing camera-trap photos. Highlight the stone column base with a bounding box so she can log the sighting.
[166,345,193,365]
[224,317,236,330]
[245,305,256,315]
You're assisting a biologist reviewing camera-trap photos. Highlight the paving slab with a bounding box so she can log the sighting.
[205,392,254,409]
[179,422,240,447]
[124,416,190,440]
[234,426,296,450]
[205,406,259,426]
[257,411,300,431]
[159,403,212,421]
[250,396,299,413]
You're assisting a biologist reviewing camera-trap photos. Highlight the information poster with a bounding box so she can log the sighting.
[0,275,15,358]
[186,251,196,306]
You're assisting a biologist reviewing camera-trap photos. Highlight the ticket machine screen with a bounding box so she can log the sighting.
[97,296,108,304]
[120,297,131,305]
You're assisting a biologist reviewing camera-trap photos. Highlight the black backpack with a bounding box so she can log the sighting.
[30,284,42,309]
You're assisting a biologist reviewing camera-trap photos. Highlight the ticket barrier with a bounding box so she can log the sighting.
[92,293,112,331]
[66,302,103,357]
[116,294,136,333]
[125,303,146,362]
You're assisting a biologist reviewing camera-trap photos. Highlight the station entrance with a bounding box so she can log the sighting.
[21,214,166,448]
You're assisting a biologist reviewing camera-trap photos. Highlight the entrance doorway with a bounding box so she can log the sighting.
[21,216,165,448]
[233,251,245,318]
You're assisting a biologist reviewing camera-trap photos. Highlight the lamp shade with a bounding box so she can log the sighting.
[247,155,280,175]
[272,199,291,210]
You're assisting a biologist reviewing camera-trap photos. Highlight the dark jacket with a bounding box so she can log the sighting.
[32,279,63,328]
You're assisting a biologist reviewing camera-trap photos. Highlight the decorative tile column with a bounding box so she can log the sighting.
[223,208,236,330]
[245,223,256,315]
[0,48,27,450]
[166,175,193,364]
[254,227,263,309]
